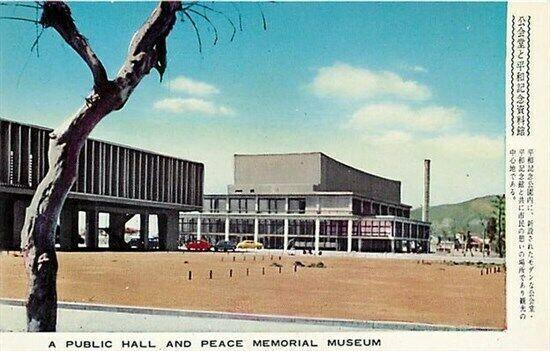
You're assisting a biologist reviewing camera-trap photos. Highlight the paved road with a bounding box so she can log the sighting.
[0,300,490,332]
[0,304,365,332]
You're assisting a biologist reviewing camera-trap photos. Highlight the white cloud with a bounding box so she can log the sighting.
[310,63,431,101]
[337,131,504,206]
[167,76,220,96]
[411,65,427,73]
[349,103,460,132]
[153,98,234,116]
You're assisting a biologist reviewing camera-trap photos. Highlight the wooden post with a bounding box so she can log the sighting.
[188,271,192,280]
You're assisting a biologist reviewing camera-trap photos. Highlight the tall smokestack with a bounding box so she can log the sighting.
[423,159,431,222]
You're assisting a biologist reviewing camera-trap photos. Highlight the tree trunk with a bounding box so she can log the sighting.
[21,1,182,331]
[23,93,118,331]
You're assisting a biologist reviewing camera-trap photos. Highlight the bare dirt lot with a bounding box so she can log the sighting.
[0,251,505,329]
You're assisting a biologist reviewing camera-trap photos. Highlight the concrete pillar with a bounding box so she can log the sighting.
[158,211,179,251]
[283,218,289,252]
[158,214,167,250]
[358,238,363,252]
[165,211,179,251]
[12,200,27,250]
[85,209,99,249]
[347,219,353,253]
[59,204,79,250]
[253,217,259,243]
[390,238,395,253]
[224,216,229,241]
[314,218,320,254]
[140,214,149,250]
[0,199,13,250]
[196,215,202,241]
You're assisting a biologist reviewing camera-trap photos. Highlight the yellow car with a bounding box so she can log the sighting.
[236,240,264,250]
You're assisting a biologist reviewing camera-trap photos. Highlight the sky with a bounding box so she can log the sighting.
[0,1,507,208]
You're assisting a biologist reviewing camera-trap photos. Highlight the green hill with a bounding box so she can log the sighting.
[411,195,500,238]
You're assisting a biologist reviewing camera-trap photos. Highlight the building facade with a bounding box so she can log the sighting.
[180,153,430,253]
[0,118,203,251]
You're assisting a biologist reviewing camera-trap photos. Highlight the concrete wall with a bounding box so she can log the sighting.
[230,153,401,204]
[319,154,401,203]
[230,153,321,194]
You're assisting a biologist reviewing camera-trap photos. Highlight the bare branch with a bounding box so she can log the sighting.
[0,16,40,24]
[182,10,202,53]
[0,2,42,10]
[30,27,45,56]
[191,3,236,42]
[114,1,182,108]
[188,9,218,46]
[39,2,108,89]
[259,4,267,31]
[231,3,243,31]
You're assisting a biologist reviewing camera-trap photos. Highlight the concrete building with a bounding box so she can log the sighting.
[180,153,430,253]
[0,118,203,251]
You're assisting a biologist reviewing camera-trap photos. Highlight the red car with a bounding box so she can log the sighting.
[185,239,212,251]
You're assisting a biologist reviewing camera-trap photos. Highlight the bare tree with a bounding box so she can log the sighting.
[1,0,258,331]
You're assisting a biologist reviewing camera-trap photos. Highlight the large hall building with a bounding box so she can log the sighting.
[180,152,431,253]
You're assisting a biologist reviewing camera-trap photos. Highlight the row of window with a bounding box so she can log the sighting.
[352,199,410,218]
[205,196,409,218]
[205,197,306,214]
[180,218,429,239]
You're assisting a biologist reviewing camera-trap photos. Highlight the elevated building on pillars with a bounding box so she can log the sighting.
[180,153,431,253]
[0,118,203,251]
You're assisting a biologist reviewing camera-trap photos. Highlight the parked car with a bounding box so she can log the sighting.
[214,240,237,252]
[236,240,263,250]
[127,237,143,248]
[185,239,212,251]
[148,237,159,249]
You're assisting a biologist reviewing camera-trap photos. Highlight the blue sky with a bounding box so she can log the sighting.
[0,2,507,207]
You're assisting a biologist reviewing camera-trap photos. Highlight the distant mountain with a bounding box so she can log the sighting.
[411,195,500,238]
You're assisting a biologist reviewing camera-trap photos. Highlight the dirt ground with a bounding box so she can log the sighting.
[0,251,506,329]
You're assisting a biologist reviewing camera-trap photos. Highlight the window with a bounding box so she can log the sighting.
[202,218,225,233]
[229,219,254,233]
[289,220,315,236]
[352,199,362,215]
[229,198,255,213]
[179,218,197,233]
[258,198,285,213]
[258,219,284,234]
[208,198,226,213]
[320,220,348,236]
[288,198,306,213]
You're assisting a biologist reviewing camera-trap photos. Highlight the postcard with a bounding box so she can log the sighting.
[0,1,548,350]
